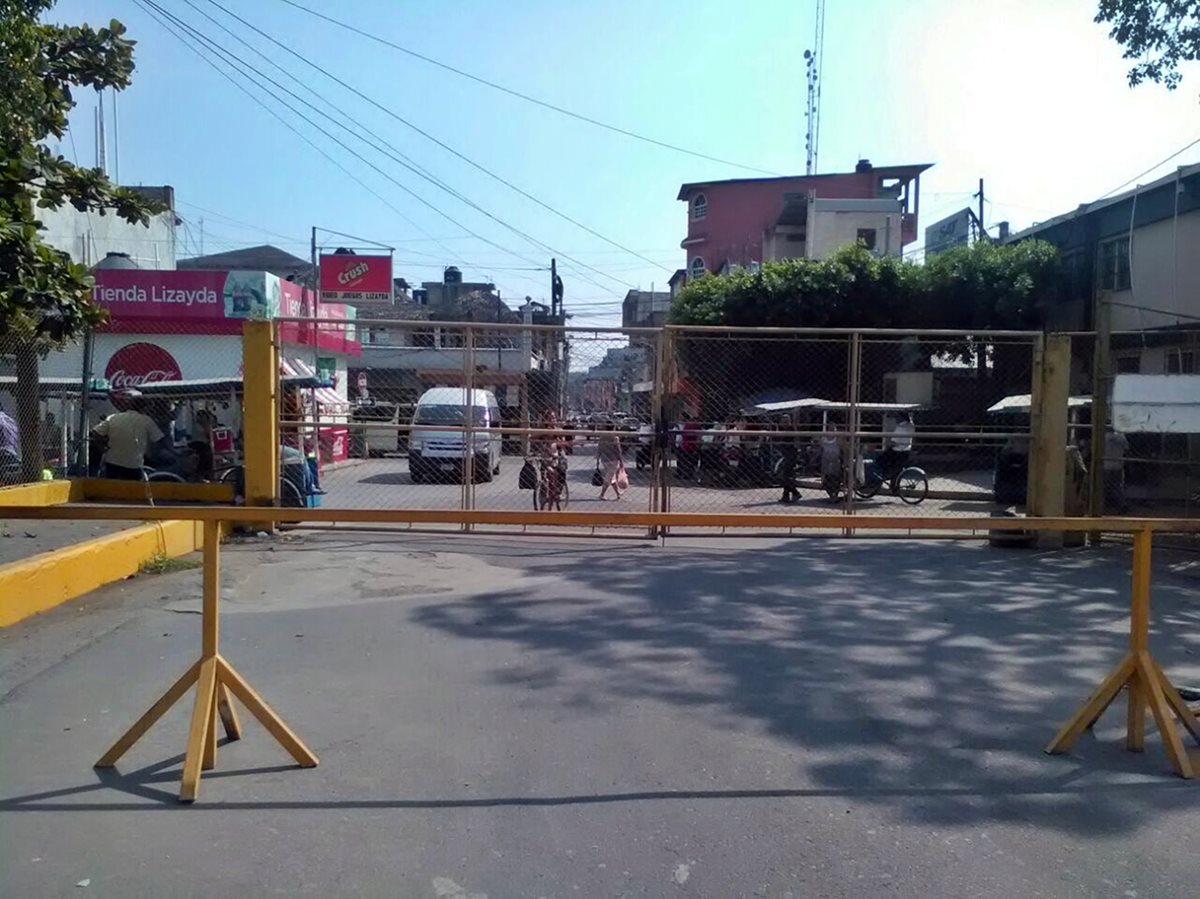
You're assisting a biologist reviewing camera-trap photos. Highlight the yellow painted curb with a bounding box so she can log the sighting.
[0,480,81,506]
[0,520,205,628]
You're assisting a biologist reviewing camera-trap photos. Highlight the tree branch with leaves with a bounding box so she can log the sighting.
[0,1,163,480]
[1096,0,1200,90]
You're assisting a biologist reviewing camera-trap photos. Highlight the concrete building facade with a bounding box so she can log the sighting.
[677,160,931,277]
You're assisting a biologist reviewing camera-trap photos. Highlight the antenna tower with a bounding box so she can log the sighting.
[804,0,826,175]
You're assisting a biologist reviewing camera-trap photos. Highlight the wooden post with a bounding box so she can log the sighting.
[1047,528,1200,778]
[1028,334,1070,545]
[243,320,280,518]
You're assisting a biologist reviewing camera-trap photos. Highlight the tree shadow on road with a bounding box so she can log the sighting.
[413,539,1200,837]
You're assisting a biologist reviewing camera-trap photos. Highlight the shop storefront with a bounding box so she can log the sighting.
[33,268,361,467]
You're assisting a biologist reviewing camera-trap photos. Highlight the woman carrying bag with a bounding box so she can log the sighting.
[596,425,625,500]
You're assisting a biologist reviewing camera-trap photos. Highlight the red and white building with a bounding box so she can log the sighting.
[37,268,362,463]
[677,159,932,279]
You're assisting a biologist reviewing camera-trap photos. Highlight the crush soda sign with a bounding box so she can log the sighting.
[319,253,392,303]
[104,342,183,389]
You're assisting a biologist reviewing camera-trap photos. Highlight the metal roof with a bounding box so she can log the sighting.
[987,394,1092,414]
[1006,162,1200,243]
[677,163,934,200]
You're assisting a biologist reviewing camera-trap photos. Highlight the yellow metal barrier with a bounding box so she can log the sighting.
[93,521,317,803]
[4,503,1198,797]
[242,320,280,513]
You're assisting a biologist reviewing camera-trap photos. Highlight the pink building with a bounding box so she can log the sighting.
[677,159,931,278]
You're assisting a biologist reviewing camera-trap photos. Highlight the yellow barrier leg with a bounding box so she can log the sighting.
[217,656,318,769]
[92,520,316,802]
[180,658,218,801]
[1045,652,1136,754]
[94,661,201,768]
[216,681,243,741]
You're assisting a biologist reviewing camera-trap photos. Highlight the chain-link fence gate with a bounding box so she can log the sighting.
[8,316,1193,536]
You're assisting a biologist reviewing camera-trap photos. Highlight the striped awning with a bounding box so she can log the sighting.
[282,357,350,414]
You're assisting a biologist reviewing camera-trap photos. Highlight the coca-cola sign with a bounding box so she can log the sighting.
[104,342,183,389]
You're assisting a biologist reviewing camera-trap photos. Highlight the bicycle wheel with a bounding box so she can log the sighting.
[219,466,241,484]
[534,479,546,510]
[854,478,880,499]
[146,470,185,483]
[896,467,929,505]
[280,477,304,508]
[558,477,570,510]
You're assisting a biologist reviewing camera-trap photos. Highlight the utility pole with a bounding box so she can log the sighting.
[310,225,319,314]
[975,178,985,242]
[550,258,564,414]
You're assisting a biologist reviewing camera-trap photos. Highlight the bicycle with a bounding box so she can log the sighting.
[854,453,929,505]
[821,454,929,505]
[217,463,306,507]
[531,455,569,511]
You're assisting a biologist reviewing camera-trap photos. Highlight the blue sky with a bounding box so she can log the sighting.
[58,0,1200,325]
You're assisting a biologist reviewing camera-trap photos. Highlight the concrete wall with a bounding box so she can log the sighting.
[884,371,934,405]
[807,199,905,259]
[1109,213,1200,330]
[39,202,177,269]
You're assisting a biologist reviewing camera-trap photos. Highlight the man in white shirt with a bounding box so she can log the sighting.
[880,412,915,476]
[1103,427,1130,511]
[93,393,167,480]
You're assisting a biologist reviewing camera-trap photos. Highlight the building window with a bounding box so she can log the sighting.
[1115,353,1141,374]
[1166,350,1195,374]
[690,257,706,279]
[691,193,707,221]
[1099,236,1131,291]
[856,228,878,251]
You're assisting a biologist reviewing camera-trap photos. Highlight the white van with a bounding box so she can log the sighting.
[408,387,503,483]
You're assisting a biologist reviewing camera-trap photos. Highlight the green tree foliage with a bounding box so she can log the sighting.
[668,241,1061,418]
[671,240,1060,331]
[1095,0,1200,90]
[0,0,163,478]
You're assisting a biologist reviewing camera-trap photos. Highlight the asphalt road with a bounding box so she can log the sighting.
[3,531,1199,897]
[321,446,997,520]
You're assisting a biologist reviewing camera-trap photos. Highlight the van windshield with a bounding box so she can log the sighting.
[414,404,487,426]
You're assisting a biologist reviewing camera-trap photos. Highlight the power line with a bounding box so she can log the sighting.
[269,0,781,177]
[1098,135,1200,199]
[198,0,675,277]
[135,0,550,297]
[156,0,631,294]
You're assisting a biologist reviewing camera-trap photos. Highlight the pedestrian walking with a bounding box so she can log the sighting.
[597,425,624,500]
[778,432,800,504]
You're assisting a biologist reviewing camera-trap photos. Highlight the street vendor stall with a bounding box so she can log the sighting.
[27,267,360,476]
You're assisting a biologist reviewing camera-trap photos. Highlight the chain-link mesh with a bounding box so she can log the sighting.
[11,313,1195,534]
[1,321,248,487]
[852,332,1038,518]
[1073,328,1200,527]
[281,320,656,532]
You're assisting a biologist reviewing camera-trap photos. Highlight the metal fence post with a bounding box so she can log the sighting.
[648,327,667,535]
[462,325,474,529]
[844,332,861,527]
[1089,299,1112,539]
